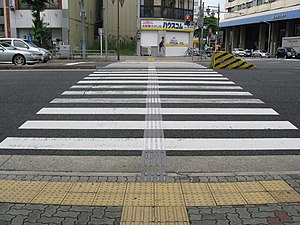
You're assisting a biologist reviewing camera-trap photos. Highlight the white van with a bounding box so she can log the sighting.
[0,38,51,63]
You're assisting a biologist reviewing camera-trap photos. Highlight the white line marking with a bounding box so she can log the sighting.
[89,73,222,77]
[84,77,229,80]
[37,108,278,115]
[65,62,86,66]
[20,121,297,130]
[50,98,264,104]
[70,85,243,90]
[78,80,235,84]
[1,138,300,151]
[62,91,252,96]
[93,71,217,74]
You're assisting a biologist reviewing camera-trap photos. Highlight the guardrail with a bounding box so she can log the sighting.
[51,49,117,60]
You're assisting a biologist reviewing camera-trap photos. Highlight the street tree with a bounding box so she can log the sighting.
[195,16,218,38]
[20,0,53,47]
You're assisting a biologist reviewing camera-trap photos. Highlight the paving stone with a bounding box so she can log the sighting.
[198,207,213,214]
[188,207,200,215]
[70,206,94,213]
[292,216,300,222]
[0,214,16,221]
[88,217,115,225]
[104,211,121,218]
[23,204,47,211]
[246,205,260,213]
[235,207,251,219]
[62,218,78,225]
[38,216,64,224]
[258,205,282,212]
[32,175,44,181]
[226,213,242,224]
[11,204,26,210]
[212,206,235,214]
[235,176,247,181]
[24,223,45,225]
[244,176,255,181]
[208,177,219,182]
[60,176,71,182]
[97,177,108,182]
[216,220,230,225]
[280,205,299,216]
[0,175,9,179]
[216,176,227,182]
[199,177,209,182]
[202,213,227,220]
[267,217,284,225]
[42,205,59,217]
[262,175,275,180]
[57,206,72,212]
[92,207,106,218]
[6,175,17,180]
[25,210,43,223]
[55,211,79,218]
[79,176,89,182]
[190,214,202,221]
[289,175,300,180]
[70,176,80,182]
[271,175,284,180]
[106,207,122,213]
[7,209,31,216]
[251,211,275,218]
[275,210,293,223]
[0,221,10,225]
[243,218,268,225]
[107,176,118,182]
[190,176,200,182]
[41,175,52,181]
[191,220,217,225]
[286,180,300,187]
[280,175,292,180]
[225,176,238,182]
[10,215,27,225]
[77,212,91,224]
[0,203,14,214]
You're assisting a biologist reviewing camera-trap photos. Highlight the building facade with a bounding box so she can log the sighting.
[102,0,195,56]
[5,0,99,50]
[220,0,300,55]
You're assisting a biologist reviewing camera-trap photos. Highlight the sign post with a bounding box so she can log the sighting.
[98,28,103,57]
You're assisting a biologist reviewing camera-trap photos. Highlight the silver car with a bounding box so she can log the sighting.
[0,43,42,65]
[0,38,51,63]
[252,50,270,58]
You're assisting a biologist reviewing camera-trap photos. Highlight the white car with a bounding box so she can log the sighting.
[252,50,270,58]
[232,48,246,57]
[0,38,51,63]
[0,43,42,65]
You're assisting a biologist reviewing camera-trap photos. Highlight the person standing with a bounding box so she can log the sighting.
[159,37,165,56]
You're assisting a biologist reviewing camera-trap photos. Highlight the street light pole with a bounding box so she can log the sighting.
[81,0,87,58]
[117,0,120,61]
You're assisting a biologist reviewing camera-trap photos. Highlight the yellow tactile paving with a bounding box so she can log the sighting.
[209,182,239,193]
[260,180,294,191]
[213,192,247,205]
[121,206,155,222]
[184,193,216,206]
[155,194,185,207]
[124,194,155,206]
[242,192,277,204]
[181,183,211,194]
[235,181,266,193]
[269,190,300,203]
[0,179,299,209]
[155,207,189,222]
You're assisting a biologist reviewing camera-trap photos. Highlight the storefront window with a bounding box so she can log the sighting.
[295,24,300,36]
[18,0,60,10]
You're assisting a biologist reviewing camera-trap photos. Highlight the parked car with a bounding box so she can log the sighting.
[0,43,42,65]
[244,49,252,57]
[252,50,270,58]
[0,38,51,63]
[232,48,246,57]
[275,47,296,59]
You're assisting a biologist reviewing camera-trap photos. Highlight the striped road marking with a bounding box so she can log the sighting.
[1,137,300,151]
[61,91,252,96]
[50,98,264,104]
[89,74,222,77]
[70,85,243,90]
[93,71,217,74]
[37,108,278,115]
[78,80,235,84]
[19,121,297,130]
[84,77,229,80]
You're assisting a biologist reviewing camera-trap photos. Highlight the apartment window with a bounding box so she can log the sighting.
[0,8,4,16]
[0,25,4,32]
[18,0,60,10]
[295,24,300,36]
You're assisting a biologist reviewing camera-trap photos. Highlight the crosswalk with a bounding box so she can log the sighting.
[0,62,300,156]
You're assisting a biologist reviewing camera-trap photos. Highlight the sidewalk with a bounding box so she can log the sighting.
[0,171,299,225]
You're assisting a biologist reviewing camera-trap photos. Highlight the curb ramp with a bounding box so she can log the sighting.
[212,51,256,69]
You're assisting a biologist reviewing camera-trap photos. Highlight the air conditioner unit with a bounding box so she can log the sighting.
[141,46,151,56]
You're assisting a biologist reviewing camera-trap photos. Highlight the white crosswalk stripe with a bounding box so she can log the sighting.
[0,65,299,155]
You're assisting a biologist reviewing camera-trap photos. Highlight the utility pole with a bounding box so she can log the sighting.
[81,0,87,58]
[198,0,204,57]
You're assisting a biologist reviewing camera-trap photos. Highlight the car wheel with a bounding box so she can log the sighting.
[13,54,26,66]
[260,55,263,58]
[42,59,48,63]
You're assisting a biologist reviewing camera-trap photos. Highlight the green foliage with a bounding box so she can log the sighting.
[20,0,53,47]
[107,35,136,55]
[194,16,218,38]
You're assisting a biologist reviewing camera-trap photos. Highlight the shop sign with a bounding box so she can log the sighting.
[141,20,194,32]
[272,14,287,21]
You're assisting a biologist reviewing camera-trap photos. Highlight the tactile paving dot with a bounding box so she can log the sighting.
[31,192,68,205]
[62,192,96,205]
[181,183,211,194]
[209,182,239,194]
[155,183,182,194]
[234,181,266,193]
[99,182,127,193]
[155,206,189,222]
[259,180,294,191]
[269,190,300,203]
[242,192,277,204]
[124,194,155,206]
[184,193,216,206]
[69,182,100,193]
[126,183,154,194]
[93,192,125,206]
[155,194,185,206]
[41,181,73,193]
[213,192,247,205]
